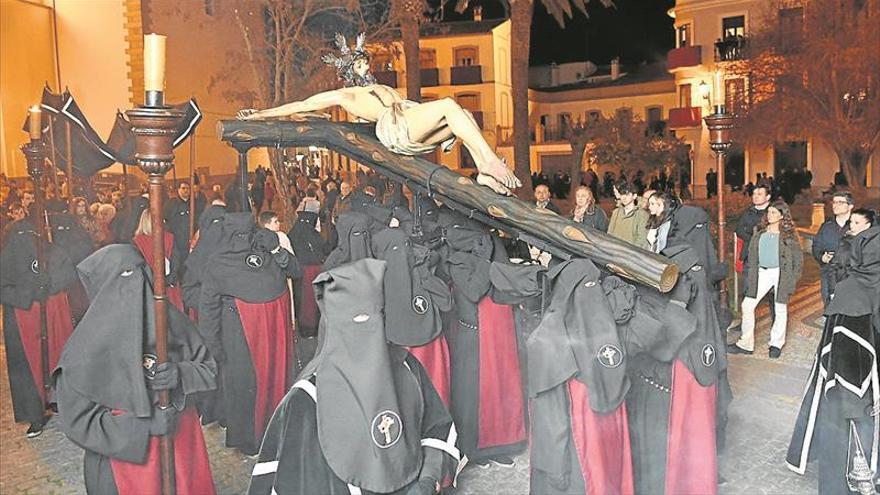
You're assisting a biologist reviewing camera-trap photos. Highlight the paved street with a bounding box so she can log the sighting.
[1,279,825,494]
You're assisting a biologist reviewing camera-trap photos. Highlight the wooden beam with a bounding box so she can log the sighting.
[218,118,679,292]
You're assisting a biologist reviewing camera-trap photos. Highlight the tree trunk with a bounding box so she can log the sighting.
[510,0,534,200]
[218,118,680,292]
[570,136,588,190]
[400,1,422,102]
[840,150,868,190]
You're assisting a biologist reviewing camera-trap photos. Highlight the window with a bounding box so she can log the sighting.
[419,49,437,69]
[679,84,692,108]
[455,93,481,112]
[588,110,601,121]
[722,15,745,39]
[205,0,214,16]
[615,108,633,120]
[677,24,691,48]
[779,7,804,53]
[646,106,663,123]
[454,47,479,67]
[725,78,746,114]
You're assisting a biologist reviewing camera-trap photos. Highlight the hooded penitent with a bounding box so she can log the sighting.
[621,243,727,495]
[1,218,76,424]
[371,228,452,346]
[323,211,374,270]
[247,259,462,494]
[197,212,291,454]
[181,204,226,311]
[526,258,634,495]
[442,214,526,462]
[53,244,216,495]
[289,210,331,335]
[787,226,880,494]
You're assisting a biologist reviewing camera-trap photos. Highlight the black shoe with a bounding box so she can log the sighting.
[727,344,753,355]
[769,346,782,359]
[490,455,516,468]
[26,422,44,438]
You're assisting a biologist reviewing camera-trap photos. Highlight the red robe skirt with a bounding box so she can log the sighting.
[408,335,451,407]
[110,407,215,495]
[236,293,292,440]
[14,292,75,405]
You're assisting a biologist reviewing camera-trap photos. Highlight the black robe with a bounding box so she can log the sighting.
[1,219,77,424]
[248,259,462,495]
[444,220,526,461]
[163,195,205,270]
[623,244,729,494]
[787,226,880,495]
[289,211,331,337]
[197,213,290,454]
[527,260,635,495]
[110,195,149,243]
[53,244,216,495]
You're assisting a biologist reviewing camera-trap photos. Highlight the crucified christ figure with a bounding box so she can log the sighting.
[238,33,521,195]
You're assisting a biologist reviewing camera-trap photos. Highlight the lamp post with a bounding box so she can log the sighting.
[127,33,184,495]
[704,103,734,308]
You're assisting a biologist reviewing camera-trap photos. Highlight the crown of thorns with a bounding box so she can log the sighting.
[322,33,373,86]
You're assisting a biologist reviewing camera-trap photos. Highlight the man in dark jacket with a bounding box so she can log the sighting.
[812,191,853,308]
[734,182,771,298]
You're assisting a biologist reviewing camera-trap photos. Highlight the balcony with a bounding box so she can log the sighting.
[420,68,439,87]
[374,70,398,88]
[667,45,702,71]
[668,107,702,129]
[451,65,483,85]
[715,36,747,62]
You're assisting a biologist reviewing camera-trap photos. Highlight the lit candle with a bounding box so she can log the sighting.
[713,70,725,107]
[144,33,167,93]
[29,105,42,140]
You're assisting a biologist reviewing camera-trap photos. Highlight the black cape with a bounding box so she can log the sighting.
[248,259,462,494]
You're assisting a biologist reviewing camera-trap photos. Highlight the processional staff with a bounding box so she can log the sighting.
[126,33,184,495]
[22,105,52,409]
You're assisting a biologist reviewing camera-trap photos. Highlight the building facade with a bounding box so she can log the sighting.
[667,0,878,195]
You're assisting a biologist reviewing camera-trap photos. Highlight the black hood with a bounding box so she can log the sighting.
[202,213,286,302]
[56,244,215,416]
[302,259,423,492]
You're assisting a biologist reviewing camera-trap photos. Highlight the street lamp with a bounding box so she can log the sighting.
[703,71,734,309]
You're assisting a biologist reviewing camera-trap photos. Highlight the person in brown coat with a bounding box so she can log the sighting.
[730,200,803,358]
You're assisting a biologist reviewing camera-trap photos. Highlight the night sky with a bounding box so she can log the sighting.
[433,0,675,66]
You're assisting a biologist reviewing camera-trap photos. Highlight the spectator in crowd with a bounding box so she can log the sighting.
[730,200,803,358]
[265,174,276,210]
[735,182,772,297]
[645,191,677,253]
[607,180,649,249]
[569,185,608,231]
[334,181,353,219]
[21,190,35,216]
[812,191,854,308]
[706,168,717,198]
[533,184,560,214]
[70,196,101,245]
[95,203,117,246]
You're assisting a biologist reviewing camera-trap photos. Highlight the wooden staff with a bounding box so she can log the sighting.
[128,33,186,490]
[21,134,51,408]
[188,132,196,243]
[46,115,60,195]
[65,120,73,196]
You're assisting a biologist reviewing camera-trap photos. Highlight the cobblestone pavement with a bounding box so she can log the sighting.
[1,280,826,494]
